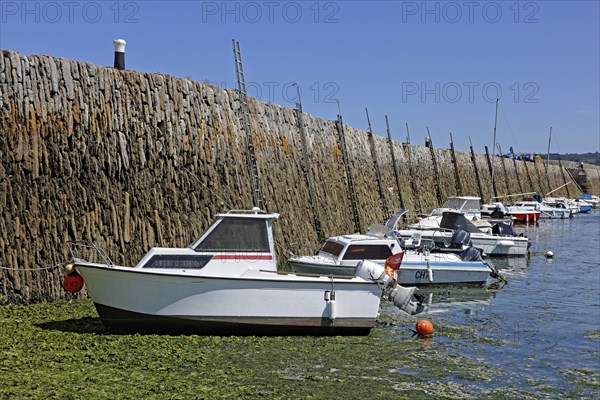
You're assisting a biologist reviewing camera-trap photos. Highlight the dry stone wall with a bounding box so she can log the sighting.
[1,50,598,303]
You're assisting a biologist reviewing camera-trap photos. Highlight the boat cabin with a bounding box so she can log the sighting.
[317,234,400,265]
[134,208,280,275]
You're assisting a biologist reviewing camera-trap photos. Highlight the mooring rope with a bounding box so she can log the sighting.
[0,263,62,271]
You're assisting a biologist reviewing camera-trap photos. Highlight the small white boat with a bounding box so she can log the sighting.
[481,202,510,219]
[513,200,571,219]
[287,231,501,285]
[64,208,424,336]
[543,197,581,214]
[397,211,529,257]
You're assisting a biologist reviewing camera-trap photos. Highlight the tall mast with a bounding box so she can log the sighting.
[490,98,499,202]
[545,127,553,192]
[546,127,552,174]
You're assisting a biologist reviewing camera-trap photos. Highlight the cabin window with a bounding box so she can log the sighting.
[320,241,344,257]
[342,245,394,260]
[194,217,270,252]
[143,255,213,269]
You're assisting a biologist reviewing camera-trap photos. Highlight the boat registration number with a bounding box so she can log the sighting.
[414,270,429,279]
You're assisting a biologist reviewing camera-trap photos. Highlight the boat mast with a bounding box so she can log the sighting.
[546,127,552,171]
[546,127,552,179]
[490,98,499,203]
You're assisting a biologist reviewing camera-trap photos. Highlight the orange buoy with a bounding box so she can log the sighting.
[63,272,84,293]
[415,319,433,336]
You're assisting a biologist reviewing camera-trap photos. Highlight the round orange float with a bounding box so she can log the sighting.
[415,319,434,336]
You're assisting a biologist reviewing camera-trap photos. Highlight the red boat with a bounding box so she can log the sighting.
[506,204,541,222]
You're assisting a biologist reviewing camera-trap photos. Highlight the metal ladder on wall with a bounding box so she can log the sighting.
[232,39,265,211]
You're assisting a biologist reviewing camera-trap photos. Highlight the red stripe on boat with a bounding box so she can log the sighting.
[213,254,273,260]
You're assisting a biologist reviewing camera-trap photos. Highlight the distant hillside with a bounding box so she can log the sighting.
[549,152,600,166]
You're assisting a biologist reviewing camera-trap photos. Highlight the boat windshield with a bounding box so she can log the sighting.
[442,197,480,210]
[342,244,394,260]
[194,217,270,252]
[319,240,344,257]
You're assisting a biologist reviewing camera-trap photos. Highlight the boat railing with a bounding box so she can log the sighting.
[68,241,114,266]
[226,208,267,215]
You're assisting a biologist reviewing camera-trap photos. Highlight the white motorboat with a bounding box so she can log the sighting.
[481,202,509,219]
[396,211,530,257]
[286,230,502,285]
[543,197,587,214]
[428,196,483,220]
[513,200,570,219]
[64,208,424,336]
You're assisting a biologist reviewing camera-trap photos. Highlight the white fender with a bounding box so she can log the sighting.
[325,291,337,320]
[427,261,434,283]
[497,240,515,247]
[327,299,337,320]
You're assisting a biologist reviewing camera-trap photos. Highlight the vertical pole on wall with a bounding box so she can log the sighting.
[512,156,524,194]
[385,115,405,210]
[469,137,485,201]
[523,158,535,193]
[556,155,572,198]
[534,157,544,194]
[336,115,362,233]
[365,108,389,220]
[294,84,324,242]
[405,123,422,215]
[426,127,444,205]
[485,145,498,201]
[496,143,510,195]
[545,127,552,193]
[489,98,499,202]
[449,133,462,195]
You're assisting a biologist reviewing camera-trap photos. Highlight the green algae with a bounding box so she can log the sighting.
[0,300,596,399]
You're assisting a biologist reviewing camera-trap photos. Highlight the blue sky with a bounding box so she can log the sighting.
[1,0,598,154]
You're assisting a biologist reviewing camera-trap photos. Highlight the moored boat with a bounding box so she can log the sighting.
[396,211,529,257]
[574,199,593,213]
[579,193,599,208]
[286,230,502,285]
[512,200,571,219]
[64,208,424,336]
[427,196,483,220]
[505,202,541,223]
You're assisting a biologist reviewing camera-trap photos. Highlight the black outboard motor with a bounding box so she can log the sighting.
[492,222,520,237]
[490,206,505,219]
[460,246,484,262]
[450,229,472,248]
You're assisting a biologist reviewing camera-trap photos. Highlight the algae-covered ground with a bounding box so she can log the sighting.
[1,299,597,399]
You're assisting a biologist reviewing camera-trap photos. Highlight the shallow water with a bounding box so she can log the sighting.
[391,210,600,397]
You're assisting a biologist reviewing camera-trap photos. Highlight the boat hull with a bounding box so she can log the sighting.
[397,230,529,257]
[539,210,571,219]
[93,303,374,335]
[509,212,540,222]
[287,258,492,285]
[77,263,382,336]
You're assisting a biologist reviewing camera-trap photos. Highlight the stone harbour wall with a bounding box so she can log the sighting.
[1,50,598,303]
